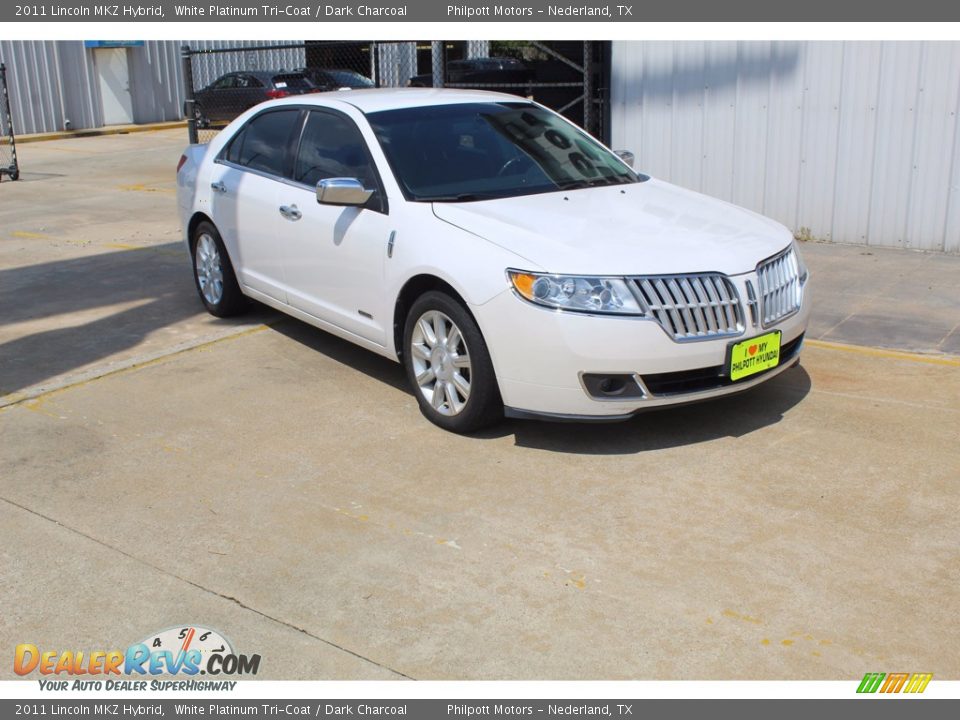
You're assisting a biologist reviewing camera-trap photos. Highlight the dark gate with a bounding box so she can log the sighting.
[0,62,19,182]
[181,41,609,145]
[433,41,603,139]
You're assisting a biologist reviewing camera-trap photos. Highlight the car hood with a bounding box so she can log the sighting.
[431,178,793,276]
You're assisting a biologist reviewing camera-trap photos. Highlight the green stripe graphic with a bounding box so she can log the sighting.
[857,672,885,693]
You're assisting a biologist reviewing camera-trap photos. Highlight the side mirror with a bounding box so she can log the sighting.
[614,150,635,169]
[316,178,374,207]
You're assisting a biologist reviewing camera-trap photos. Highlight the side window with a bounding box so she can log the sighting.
[224,126,247,165]
[223,109,300,177]
[212,75,235,90]
[293,110,377,189]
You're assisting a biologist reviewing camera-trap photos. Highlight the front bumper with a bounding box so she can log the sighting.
[476,273,811,418]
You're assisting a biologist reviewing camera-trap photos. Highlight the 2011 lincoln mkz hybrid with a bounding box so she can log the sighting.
[177,88,810,433]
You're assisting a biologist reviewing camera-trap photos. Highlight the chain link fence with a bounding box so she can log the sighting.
[0,62,20,182]
[182,41,426,144]
[438,41,601,137]
[182,41,606,145]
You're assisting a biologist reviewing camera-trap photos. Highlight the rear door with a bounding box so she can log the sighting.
[203,74,240,122]
[207,108,302,301]
[235,74,266,114]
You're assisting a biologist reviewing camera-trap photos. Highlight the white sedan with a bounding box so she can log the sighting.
[177,89,810,433]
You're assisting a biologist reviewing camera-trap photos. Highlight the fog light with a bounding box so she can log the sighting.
[581,373,644,400]
[598,377,625,394]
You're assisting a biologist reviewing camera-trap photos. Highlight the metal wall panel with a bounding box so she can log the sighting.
[376,42,417,88]
[0,41,98,135]
[129,41,185,125]
[611,41,960,252]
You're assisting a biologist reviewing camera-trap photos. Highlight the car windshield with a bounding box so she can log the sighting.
[367,102,641,202]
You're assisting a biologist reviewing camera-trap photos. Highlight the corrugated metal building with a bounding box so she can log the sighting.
[610,41,960,253]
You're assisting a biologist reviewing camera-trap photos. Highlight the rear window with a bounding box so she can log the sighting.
[325,70,375,88]
[224,109,300,177]
[272,74,311,90]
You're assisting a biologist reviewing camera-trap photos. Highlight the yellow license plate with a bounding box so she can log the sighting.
[728,331,781,381]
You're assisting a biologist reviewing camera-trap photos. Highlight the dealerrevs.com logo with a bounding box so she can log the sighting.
[14,626,260,691]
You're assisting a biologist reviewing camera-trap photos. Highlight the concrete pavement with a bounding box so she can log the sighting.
[0,129,958,681]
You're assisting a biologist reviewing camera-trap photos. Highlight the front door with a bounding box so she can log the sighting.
[278,109,392,346]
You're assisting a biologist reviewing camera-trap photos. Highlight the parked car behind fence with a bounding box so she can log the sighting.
[296,68,375,92]
[191,70,315,127]
[408,57,534,94]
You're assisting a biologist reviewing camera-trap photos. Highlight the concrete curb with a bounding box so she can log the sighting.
[15,121,188,144]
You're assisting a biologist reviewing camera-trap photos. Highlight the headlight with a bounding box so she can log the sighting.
[507,270,645,315]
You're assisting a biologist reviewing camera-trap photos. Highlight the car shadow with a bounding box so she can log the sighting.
[270,316,812,455]
[0,243,188,328]
[269,318,409,392]
[0,243,274,396]
[493,367,812,455]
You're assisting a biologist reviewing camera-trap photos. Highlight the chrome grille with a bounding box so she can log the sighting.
[757,248,803,326]
[631,274,744,342]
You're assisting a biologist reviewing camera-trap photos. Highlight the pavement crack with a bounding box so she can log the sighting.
[0,495,414,680]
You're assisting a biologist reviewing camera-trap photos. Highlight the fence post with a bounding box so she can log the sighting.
[181,45,198,145]
[583,41,594,136]
[431,40,445,88]
[0,62,19,181]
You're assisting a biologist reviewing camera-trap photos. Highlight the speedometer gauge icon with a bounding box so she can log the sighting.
[136,625,234,670]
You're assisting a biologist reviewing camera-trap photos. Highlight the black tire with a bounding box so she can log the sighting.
[191,221,247,317]
[193,105,211,129]
[403,291,503,433]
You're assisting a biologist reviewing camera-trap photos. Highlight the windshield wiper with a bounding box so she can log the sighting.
[426,193,500,203]
[558,176,631,191]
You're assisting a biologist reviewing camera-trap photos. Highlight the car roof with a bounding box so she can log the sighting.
[232,70,306,80]
[300,67,365,75]
[452,57,523,65]
[266,87,531,114]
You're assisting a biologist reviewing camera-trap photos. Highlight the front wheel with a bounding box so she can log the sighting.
[403,291,503,433]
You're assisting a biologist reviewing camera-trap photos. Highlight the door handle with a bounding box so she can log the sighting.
[279,204,302,221]
[210,181,226,194]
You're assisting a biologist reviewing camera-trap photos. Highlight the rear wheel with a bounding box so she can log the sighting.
[403,291,502,433]
[193,103,211,129]
[191,221,246,317]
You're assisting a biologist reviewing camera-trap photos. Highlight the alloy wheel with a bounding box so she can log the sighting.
[195,233,224,306]
[410,310,472,416]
